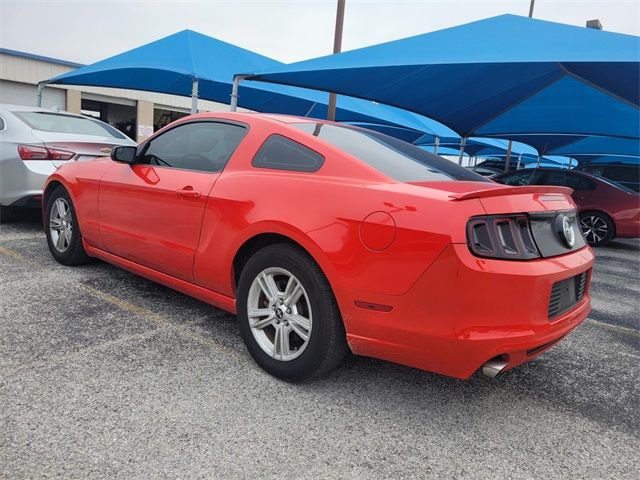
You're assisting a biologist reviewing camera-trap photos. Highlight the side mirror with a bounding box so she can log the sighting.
[110,146,137,164]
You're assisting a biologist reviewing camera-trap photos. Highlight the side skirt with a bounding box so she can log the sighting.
[83,242,237,314]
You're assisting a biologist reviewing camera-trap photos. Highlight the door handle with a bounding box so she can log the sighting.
[176,187,201,199]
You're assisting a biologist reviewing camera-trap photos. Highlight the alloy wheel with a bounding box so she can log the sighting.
[579,215,608,244]
[49,198,73,253]
[247,267,313,361]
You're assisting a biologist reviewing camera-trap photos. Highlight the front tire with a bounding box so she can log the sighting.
[579,211,614,246]
[237,244,348,381]
[45,186,92,265]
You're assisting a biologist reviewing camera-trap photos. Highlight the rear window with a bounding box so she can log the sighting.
[13,111,127,139]
[497,169,544,186]
[292,123,488,182]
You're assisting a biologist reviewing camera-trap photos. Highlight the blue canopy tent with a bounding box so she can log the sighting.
[40,29,454,140]
[246,14,640,158]
[547,137,640,159]
[416,136,540,166]
[568,154,640,165]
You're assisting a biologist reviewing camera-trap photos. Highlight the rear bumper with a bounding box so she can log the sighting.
[336,244,595,379]
[0,159,54,206]
[614,215,640,239]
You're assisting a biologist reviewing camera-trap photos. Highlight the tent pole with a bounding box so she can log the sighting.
[230,75,248,112]
[433,136,440,155]
[191,79,199,115]
[458,137,467,165]
[327,0,346,121]
[36,81,47,107]
[516,154,522,170]
[504,139,512,173]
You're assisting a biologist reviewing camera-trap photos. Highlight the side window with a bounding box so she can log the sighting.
[252,134,324,173]
[588,166,606,177]
[607,166,637,183]
[565,173,583,189]
[544,171,571,187]
[576,176,596,190]
[139,122,247,172]
[500,170,536,186]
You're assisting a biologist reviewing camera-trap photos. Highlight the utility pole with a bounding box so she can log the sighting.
[528,0,535,18]
[327,0,345,121]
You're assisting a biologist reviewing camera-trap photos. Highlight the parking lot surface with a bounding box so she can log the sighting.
[1,216,638,479]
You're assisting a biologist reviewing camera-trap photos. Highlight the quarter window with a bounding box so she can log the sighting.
[139,122,247,173]
[252,134,324,173]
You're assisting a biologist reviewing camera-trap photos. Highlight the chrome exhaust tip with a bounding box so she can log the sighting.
[481,358,509,378]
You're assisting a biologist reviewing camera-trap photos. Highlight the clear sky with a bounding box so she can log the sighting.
[1,0,638,64]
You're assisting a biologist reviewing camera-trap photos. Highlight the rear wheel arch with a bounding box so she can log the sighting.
[232,232,333,292]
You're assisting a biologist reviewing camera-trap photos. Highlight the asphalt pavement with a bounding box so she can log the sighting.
[1,214,638,479]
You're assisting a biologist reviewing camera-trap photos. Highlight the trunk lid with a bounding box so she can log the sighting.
[409,181,576,213]
[31,131,135,167]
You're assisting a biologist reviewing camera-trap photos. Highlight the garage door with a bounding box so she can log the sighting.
[0,80,66,110]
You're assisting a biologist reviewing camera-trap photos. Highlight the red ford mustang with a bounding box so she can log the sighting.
[43,113,595,381]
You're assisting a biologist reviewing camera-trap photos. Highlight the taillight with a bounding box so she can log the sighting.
[18,144,74,161]
[467,215,540,260]
[48,148,75,160]
[18,144,49,160]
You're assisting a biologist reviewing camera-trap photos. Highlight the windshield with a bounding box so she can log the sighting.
[292,122,488,183]
[14,111,127,139]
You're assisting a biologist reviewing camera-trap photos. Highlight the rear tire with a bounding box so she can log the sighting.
[45,186,92,265]
[579,210,614,246]
[237,244,348,381]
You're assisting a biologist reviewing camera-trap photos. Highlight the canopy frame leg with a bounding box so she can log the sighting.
[191,78,199,115]
[458,137,467,165]
[36,81,48,107]
[230,75,249,112]
[433,136,440,155]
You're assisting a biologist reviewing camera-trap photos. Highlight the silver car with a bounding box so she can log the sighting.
[0,104,136,222]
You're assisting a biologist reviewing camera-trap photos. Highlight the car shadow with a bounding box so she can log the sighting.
[599,238,640,252]
[0,208,43,232]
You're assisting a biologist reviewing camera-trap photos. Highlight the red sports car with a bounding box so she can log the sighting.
[43,113,594,381]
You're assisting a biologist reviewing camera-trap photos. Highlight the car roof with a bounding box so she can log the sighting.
[185,111,327,126]
[250,113,319,124]
[0,103,83,117]
[580,163,637,168]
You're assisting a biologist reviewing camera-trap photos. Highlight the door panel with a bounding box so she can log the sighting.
[97,120,248,283]
[99,163,217,282]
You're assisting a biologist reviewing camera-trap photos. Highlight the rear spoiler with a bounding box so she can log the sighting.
[449,185,574,201]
